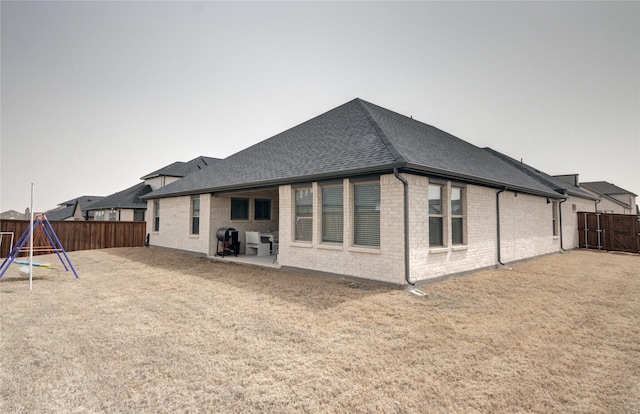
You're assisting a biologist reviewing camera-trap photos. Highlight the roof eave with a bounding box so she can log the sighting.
[142,163,406,200]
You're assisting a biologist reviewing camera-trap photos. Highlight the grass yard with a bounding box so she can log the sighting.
[1,248,638,413]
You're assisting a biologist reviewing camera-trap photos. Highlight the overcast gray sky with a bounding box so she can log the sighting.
[1,1,638,213]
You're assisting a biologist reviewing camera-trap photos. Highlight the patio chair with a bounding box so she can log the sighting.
[245,231,270,257]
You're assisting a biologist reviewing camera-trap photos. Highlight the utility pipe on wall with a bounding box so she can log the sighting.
[559,198,567,251]
[496,187,507,266]
[393,168,414,286]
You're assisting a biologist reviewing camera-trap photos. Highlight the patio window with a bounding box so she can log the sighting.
[295,188,313,242]
[191,196,200,235]
[429,185,443,246]
[231,198,249,220]
[254,199,271,221]
[353,182,380,247]
[322,185,343,243]
[451,187,464,245]
[153,200,160,232]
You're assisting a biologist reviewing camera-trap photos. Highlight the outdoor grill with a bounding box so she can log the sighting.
[216,227,239,257]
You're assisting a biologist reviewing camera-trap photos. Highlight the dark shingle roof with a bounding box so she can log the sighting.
[45,202,77,221]
[144,98,565,200]
[85,183,152,210]
[483,148,598,200]
[140,156,220,180]
[45,195,105,220]
[581,181,637,197]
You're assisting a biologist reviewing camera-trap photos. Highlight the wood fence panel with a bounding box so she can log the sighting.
[0,220,147,257]
[577,212,640,254]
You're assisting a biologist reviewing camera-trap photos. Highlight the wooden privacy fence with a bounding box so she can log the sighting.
[577,212,640,254]
[0,220,147,258]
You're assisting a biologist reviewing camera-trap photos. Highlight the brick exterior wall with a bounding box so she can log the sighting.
[147,173,584,285]
[147,195,211,255]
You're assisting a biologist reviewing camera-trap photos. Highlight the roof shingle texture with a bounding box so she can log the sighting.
[146,99,564,199]
[85,183,152,210]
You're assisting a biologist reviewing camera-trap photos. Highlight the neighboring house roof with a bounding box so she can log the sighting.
[483,149,598,200]
[144,98,564,200]
[84,183,152,210]
[580,181,635,210]
[45,195,105,220]
[580,181,637,197]
[140,156,221,180]
[0,210,28,220]
[46,202,78,221]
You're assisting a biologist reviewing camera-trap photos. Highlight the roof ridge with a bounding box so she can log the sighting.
[355,99,405,164]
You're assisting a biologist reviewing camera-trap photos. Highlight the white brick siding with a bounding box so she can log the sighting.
[148,173,576,285]
[146,195,210,255]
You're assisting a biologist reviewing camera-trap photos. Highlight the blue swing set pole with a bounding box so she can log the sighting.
[42,216,78,278]
[0,215,79,279]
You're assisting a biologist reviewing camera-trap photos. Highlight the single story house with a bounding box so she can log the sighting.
[45,196,104,221]
[86,156,219,221]
[141,98,609,286]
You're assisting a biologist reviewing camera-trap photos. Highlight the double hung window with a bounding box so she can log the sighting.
[353,183,380,247]
[451,187,463,245]
[153,200,160,232]
[428,185,444,246]
[295,188,313,242]
[191,196,200,235]
[322,186,343,243]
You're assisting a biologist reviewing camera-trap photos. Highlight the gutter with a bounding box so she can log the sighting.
[393,168,414,286]
[496,187,507,265]
[559,198,567,251]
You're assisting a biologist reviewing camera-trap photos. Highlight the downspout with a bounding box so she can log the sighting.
[496,187,507,265]
[393,168,414,286]
[594,199,601,213]
[559,198,567,251]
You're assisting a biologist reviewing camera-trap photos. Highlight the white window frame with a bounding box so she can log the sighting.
[294,187,313,242]
[352,181,380,248]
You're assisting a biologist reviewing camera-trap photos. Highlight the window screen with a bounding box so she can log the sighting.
[354,183,380,247]
[322,186,343,243]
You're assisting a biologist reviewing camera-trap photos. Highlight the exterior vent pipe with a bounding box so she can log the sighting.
[393,168,414,286]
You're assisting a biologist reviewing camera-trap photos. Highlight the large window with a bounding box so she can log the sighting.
[153,200,160,232]
[254,199,271,221]
[322,186,343,243]
[353,182,380,247]
[295,188,313,242]
[231,198,249,220]
[429,185,443,246]
[191,196,200,235]
[451,187,463,245]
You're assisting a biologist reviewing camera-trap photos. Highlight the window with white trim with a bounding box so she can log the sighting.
[322,185,343,243]
[429,185,444,246]
[353,182,380,247]
[451,187,464,245]
[109,209,118,221]
[295,188,313,242]
[153,200,160,232]
[191,196,200,235]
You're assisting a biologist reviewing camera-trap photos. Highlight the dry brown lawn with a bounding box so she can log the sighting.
[1,248,638,413]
